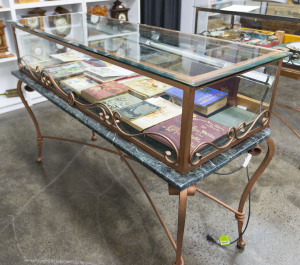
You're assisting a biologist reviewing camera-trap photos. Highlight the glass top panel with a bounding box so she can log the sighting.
[195,0,300,21]
[8,13,288,87]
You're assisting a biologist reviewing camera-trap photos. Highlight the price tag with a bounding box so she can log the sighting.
[241,153,252,168]
[219,236,230,246]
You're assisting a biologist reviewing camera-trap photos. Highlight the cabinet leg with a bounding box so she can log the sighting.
[173,189,188,265]
[17,80,43,162]
[236,137,275,248]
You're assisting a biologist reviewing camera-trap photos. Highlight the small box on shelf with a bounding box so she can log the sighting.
[14,0,40,3]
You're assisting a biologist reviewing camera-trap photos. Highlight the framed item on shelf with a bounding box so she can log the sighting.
[111,0,130,21]
[0,21,14,59]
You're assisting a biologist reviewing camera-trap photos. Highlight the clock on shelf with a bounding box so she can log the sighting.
[20,8,46,31]
[111,0,130,21]
[0,21,14,59]
[87,5,109,25]
[49,6,71,37]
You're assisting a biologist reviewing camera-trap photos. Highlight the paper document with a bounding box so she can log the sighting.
[221,5,260,12]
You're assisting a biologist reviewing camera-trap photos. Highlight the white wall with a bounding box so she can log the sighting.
[180,0,209,33]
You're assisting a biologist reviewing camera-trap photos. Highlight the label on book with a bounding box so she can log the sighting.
[144,113,229,151]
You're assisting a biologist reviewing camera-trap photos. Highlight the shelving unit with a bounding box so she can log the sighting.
[0,0,140,114]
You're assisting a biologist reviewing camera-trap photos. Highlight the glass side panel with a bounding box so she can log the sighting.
[8,13,287,87]
[189,61,278,163]
[195,8,299,70]
[195,0,300,21]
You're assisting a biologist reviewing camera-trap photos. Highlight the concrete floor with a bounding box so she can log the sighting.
[0,76,299,265]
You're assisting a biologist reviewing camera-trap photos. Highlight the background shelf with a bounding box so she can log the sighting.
[0,0,140,114]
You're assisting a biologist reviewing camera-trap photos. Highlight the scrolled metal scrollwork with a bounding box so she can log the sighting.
[18,57,180,164]
[18,57,68,98]
[112,111,179,164]
[189,110,270,166]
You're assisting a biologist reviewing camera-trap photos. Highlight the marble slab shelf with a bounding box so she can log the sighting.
[12,70,271,191]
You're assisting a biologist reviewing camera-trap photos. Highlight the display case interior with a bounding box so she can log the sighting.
[194,0,300,73]
[8,13,287,174]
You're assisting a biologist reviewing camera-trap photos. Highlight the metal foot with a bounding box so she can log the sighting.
[17,80,44,162]
[91,131,97,141]
[237,238,246,249]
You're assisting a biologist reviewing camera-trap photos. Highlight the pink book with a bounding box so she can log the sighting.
[144,113,229,152]
[81,81,130,103]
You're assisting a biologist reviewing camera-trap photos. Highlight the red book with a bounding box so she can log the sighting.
[81,81,130,103]
[144,113,229,152]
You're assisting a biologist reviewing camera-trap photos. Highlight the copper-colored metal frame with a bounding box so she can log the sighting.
[16,78,275,264]
[11,23,283,175]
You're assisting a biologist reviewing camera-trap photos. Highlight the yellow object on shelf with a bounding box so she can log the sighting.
[14,0,40,4]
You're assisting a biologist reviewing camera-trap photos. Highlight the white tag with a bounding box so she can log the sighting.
[237,105,247,110]
[241,153,252,167]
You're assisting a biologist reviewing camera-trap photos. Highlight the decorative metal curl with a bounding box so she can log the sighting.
[18,57,68,98]
[67,92,75,106]
[112,111,179,164]
[189,110,270,166]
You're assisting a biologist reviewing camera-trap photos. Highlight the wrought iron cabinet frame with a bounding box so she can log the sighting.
[9,14,286,264]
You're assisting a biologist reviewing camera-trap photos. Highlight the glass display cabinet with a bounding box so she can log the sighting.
[194,0,300,79]
[8,13,287,175]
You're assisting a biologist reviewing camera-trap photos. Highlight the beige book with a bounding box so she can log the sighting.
[119,76,172,98]
[127,97,182,131]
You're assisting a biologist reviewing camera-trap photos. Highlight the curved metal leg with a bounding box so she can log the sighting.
[236,137,275,248]
[17,80,43,162]
[173,189,188,265]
